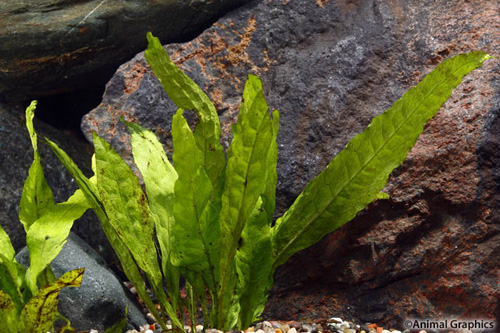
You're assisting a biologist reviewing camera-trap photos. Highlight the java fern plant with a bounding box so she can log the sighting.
[0,101,86,333]
[38,32,491,331]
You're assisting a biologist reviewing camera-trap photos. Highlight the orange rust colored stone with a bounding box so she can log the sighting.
[316,0,328,8]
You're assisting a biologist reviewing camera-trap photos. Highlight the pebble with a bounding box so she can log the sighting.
[280,324,290,333]
[123,317,412,333]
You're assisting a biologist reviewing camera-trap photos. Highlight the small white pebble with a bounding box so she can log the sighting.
[256,329,265,333]
[90,330,99,333]
[340,321,350,330]
[392,331,402,333]
[288,328,297,333]
[381,330,391,333]
[196,324,204,332]
[344,329,356,333]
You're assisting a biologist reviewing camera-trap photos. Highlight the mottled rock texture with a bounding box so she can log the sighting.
[0,102,115,263]
[82,0,500,327]
[0,0,251,101]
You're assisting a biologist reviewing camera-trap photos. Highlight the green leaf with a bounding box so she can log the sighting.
[20,268,84,333]
[271,51,493,269]
[24,189,90,295]
[216,75,277,326]
[171,110,218,276]
[0,224,15,264]
[125,120,184,315]
[0,290,18,332]
[0,253,27,315]
[234,109,279,329]
[45,139,177,331]
[145,32,225,185]
[93,132,182,329]
[93,133,158,275]
[0,227,26,313]
[19,101,54,232]
[376,191,390,200]
[234,198,273,329]
[125,121,179,274]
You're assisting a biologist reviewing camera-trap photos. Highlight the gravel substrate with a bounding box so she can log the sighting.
[124,318,415,333]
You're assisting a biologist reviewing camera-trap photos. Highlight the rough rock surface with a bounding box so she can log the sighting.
[81,0,500,328]
[16,232,146,331]
[0,101,115,263]
[0,0,252,101]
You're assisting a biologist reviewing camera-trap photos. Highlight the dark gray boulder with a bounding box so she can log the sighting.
[15,232,146,331]
[81,0,500,328]
[0,101,114,264]
[0,0,253,101]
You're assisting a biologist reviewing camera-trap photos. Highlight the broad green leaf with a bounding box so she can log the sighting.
[171,110,218,277]
[234,198,273,329]
[217,75,277,327]
[145,32,225,185]
[93,132,159,275]
[126,120,184,318]
[0,290,17,332]
[93,133,182,329]
[125,121,180,282]
[24,189,89,295]
[45,139,178,330]
[19,101,54,231]
[271,51,492,269]
[234,109,279,329]
[20,268,83,333]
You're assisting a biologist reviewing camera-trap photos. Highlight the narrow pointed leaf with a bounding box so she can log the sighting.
[145,32,224,185]
[271,51,492,269]
[218,75,277,327]
[0,225,15,263]
[19,101,54,231]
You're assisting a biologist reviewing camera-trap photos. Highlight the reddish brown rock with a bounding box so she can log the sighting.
[81,0,500,328]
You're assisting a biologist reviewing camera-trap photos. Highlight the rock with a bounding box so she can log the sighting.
[15,232,146,331]
[0,101,115,264]
[0,0,252,101]
[81,0,500,328]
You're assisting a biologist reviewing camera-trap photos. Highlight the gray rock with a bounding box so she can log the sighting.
[0,101,115,264]
[15,232,146,331]
[0,0,253,101]
[81,0,500,328]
